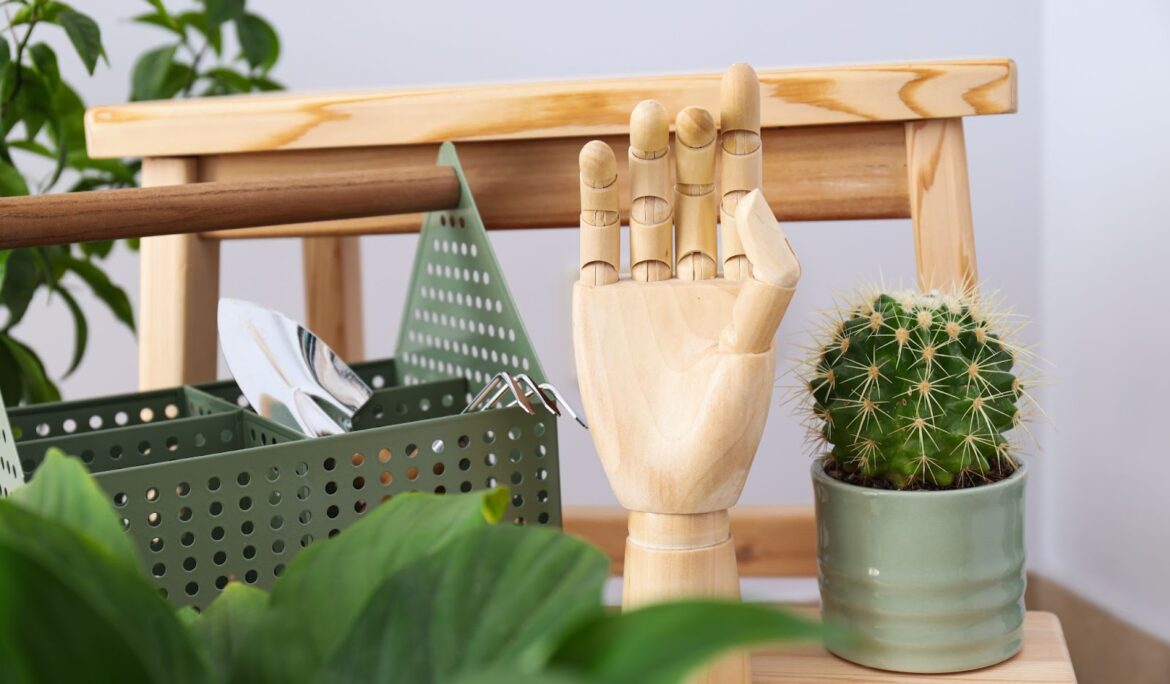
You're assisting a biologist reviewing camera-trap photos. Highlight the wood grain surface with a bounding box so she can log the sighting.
[564,505,818,577]
[85,59,1016,158]
[0,166,460,248]
[752,610,1076,683]
[137,158,220,390]
[195,123,908,240]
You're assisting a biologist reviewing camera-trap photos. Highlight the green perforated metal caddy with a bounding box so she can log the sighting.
[0,144,562,608]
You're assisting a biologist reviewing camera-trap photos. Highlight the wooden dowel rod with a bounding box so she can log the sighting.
[0,166,460,249]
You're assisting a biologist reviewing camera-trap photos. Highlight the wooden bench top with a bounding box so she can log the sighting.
[753,610,1076,683]
[84,59,1016,158]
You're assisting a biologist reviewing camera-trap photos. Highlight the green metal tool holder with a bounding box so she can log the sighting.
[0,144,562,609]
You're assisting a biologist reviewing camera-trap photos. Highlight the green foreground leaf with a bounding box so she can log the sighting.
[230,489,508,683]
[551,600,823,684]
[0,502,209,683]
[9,449,137,568]
[316,524,610,684]
[188,582,268,681]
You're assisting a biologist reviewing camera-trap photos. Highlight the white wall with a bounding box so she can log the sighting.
[1040,0,1170,643]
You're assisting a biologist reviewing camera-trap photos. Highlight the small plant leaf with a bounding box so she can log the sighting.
[235,13,279,72]
[131,45,178,101]
[0,501,210,683]
[203,67,250,94]
[550,600,823,684]
[133,11,186,37]
[0,161,29,197]
[56,9,105,75]
[179,11,222,56]
[55,285,87,376]
[203,0,244,27]
[64,255,135,330]
[0,335,60,404]
[317,524,609,684]
[9,449,137,568]
[0,250,11,292]
[189,582,269,681]
[231,489,509,683]
[28,43,59,91]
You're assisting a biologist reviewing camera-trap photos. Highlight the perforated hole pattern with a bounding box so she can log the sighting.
[8,386,238,444]
[15,409,302,478]
[96,404,559,609]
[396,147,547,389]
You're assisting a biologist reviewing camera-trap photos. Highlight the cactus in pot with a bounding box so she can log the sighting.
[804,287,1035,489]
[801,285,1039,673]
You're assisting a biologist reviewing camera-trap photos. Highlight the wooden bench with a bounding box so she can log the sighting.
[78,58,1075,680]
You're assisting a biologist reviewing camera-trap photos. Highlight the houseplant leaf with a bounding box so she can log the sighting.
[0,335,60,403]
[316,524,609,684]
[549,600,823,684]
[0,502,210,683]
[235,14,279,73]
[131,45,177,101]
[8,449,136,567]
[56,285,87,376]
[63,255,135,329]
[55,9,106,75]
[232,489,509,683]
[188,582,268,681]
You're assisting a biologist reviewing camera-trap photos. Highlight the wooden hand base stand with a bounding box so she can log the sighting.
[624,511,749,684]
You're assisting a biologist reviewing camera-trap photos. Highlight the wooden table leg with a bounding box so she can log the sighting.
[906,118,979,292]
[138,157,221,390]
[303,235,364,361]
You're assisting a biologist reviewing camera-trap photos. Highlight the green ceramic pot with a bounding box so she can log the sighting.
[812,460,1027,673]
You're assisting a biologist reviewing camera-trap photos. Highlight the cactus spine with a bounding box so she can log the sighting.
[803,288,1033,488]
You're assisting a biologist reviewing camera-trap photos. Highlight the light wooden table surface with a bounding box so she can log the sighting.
[752,611,1076,683]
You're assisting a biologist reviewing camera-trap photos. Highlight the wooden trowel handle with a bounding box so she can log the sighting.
[0,166,461,249]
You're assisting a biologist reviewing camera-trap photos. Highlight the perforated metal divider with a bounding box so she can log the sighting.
[17,411,304,477]
[86,405,557,608]
[0,394,22,496]
[396,143,547,388]
[8,386,239,443]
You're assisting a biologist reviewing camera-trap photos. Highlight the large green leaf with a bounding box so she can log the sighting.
[189,582,269,681]
[317,524,610,684]
[56,9,106,75]
[9,449,137,568]
[550,601,823,684]
[235,13,279,72]
[456,673,593,684]
[0,502,211,683]
[131,45,178,101]
[231,489,508,683]
[64,255,135,329]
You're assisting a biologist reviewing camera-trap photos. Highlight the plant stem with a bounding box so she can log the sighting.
[5,17,37,106]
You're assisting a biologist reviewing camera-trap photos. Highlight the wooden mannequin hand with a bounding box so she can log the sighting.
[573,189,799,513]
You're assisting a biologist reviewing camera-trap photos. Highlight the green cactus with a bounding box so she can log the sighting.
[802,288,1032,488]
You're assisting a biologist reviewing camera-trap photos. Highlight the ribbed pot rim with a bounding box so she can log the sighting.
[811,458,1027,499]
